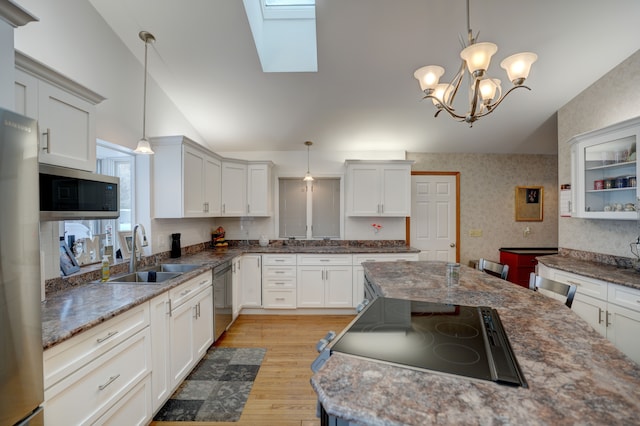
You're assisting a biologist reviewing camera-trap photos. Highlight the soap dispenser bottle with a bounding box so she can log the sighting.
[101,255,110,282]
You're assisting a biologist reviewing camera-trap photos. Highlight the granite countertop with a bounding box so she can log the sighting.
[42,244,418,350]
[311,261,640,425]
[537,254,640,291]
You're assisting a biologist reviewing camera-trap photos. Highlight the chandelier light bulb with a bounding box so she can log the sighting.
[413,65,445,93]
[460,42,497,76]
[478,78,501,103]
[500,52,538,85]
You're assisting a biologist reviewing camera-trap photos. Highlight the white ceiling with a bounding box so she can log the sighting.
[89,0,640,155]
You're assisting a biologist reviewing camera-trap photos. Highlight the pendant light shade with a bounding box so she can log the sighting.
[134,31,155,155]
[303,141,314,181]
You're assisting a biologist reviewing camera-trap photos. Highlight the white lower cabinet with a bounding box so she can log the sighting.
[263,255,297,309]
[95,378,152,426]
[43,303,152,425]
[169,272,214,390]
[149,292,171,413]
[232,256,242,321]
[296,255,353,308]
[352,254,419,307]
[540,264,640,364]
[240,255,262,308]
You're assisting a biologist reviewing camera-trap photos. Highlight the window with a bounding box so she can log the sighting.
[64,141,135,264]
[278,177,341,239]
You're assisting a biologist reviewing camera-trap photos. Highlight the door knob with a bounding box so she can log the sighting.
[450,243,456,247]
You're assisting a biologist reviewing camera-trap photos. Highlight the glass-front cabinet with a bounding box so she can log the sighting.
[570,116,640,220]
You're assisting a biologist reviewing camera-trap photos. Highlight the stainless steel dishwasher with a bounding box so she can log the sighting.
[213,260,233,340]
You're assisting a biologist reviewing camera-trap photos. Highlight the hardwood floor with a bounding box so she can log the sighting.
[151,314,354,426]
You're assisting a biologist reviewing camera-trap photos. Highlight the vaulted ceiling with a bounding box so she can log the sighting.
[89,0,640,155]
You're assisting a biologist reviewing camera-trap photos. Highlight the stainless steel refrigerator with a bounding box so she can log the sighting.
[0,107,44,425]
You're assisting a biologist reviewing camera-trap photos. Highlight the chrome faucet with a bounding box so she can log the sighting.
[129,224,149,273]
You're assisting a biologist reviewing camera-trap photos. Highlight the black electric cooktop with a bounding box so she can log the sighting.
[330,297,527,387]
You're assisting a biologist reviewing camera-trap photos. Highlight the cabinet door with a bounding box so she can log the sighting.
[352,266,365,308]
[380,165,411,216]
[221,162,247,216]
[324,266,353,308]
[14,69,38,118]
[183,146,206,217]
[149,294,171,413]
[297,266,325,307]
[193,286,214,360]
[247,163,271,216]
[205,155,222,216]
[572,293,607,337]
[607,302,640,364]
[240,255,262,307]
[232,257,241,320]
[38,80,96,172]
[347,165,380,216]
[169,300,195,388]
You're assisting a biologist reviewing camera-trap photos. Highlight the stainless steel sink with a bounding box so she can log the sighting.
[158,263,202,273]
[106,271,181,284]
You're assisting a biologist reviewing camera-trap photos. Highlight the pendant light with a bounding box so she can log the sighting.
[303,141,314,182]
[413,0,537,126]
[134,31,156,154]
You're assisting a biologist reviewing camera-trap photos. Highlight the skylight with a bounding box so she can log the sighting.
[243,0,317,72]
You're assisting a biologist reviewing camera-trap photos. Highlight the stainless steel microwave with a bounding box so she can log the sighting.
[39,164,120,220]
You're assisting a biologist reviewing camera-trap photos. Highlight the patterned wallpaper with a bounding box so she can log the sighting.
[558,49,640,259]
[407,153,558,266]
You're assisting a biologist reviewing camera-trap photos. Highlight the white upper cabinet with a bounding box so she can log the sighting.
[345,160,413,216]
[569,116,640,220]
[221,160,247,216]
[15,52,105,172]
[152,136,222,218]
[247,162,273,216]
[220,160,273,217]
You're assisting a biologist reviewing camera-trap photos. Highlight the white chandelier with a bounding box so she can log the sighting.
[413,0,537,126]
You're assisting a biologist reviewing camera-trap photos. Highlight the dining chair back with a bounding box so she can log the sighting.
[477,258,509,280]
[529,272,577,308]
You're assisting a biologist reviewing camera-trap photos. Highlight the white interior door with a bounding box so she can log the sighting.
[410,174,458,262]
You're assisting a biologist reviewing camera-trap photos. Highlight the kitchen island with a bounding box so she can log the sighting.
[311,261,640,425]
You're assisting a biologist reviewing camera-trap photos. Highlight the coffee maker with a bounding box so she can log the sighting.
[171,233,181,258]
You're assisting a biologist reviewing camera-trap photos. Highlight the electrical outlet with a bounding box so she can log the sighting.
[524,226,531,237]
[469,229,483,237]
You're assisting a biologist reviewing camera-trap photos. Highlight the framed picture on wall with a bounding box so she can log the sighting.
[516,186,544,221]
[60,240,80,276]
[118,231,141,260]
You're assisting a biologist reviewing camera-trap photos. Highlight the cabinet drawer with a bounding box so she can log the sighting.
[263,277,296,289]
[297,254,352,266]
[262,254,296,265]
[44,328,151,426]
[553,270,607,300]
[44,303,149,390]
[263,289,297,309]
[353,253,418,265]
[169,271,213,308]
[263,265,296,278]
[608,284,640,312]
[96,376,152,426]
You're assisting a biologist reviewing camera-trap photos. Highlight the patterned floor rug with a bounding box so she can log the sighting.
[153,347,267,422]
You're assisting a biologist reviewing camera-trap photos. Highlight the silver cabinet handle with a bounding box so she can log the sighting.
[98,374,120,391]
[180,288,192,297]
[598,308,603,324]
[275,297,285,301]
[193,305,198,319]
[42,128,51,153]
[275,282,285,285]
[166,300,171,316]
[168,299,172,317]
[275,271,285,274]
[381,204,384,213]
[247,204,251,214]
[222,203,226,214]
[606,311,612,327]
[204,202,209,212]
[199,280,210,287]
[96,331,118,344]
